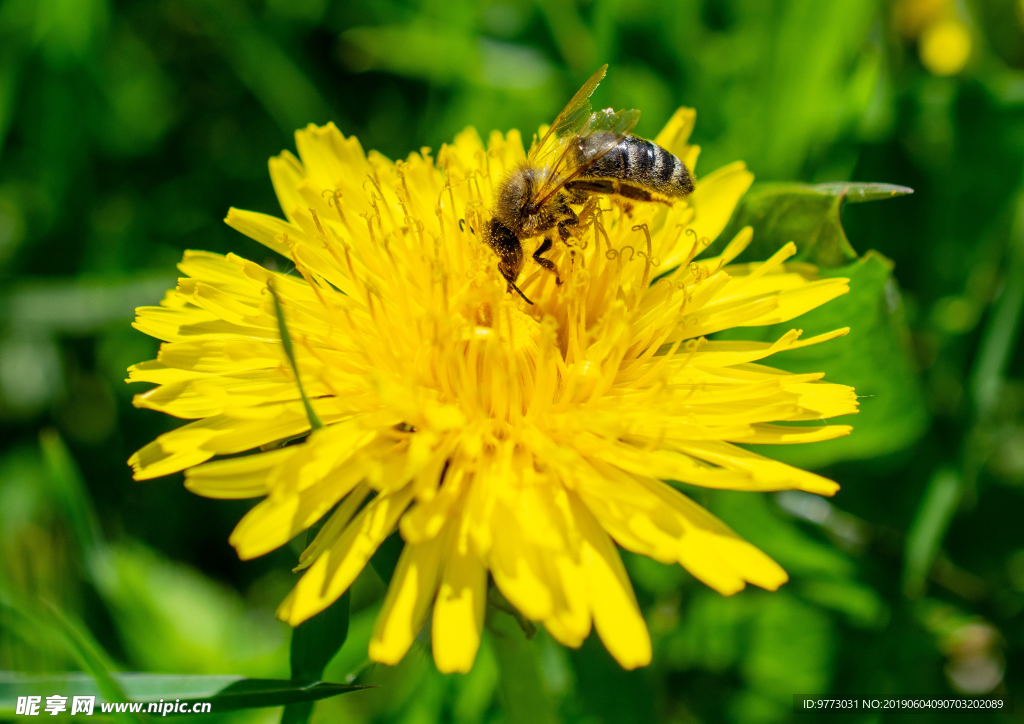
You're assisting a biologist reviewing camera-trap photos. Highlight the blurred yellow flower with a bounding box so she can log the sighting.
[127,111,856,673]
[895,0,948,37]
[894,0,971,76]
[920,19,972,76]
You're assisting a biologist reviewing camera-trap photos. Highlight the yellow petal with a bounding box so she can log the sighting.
[578,462,788,594]
[691,328,849,368]
[569,494,651,669]
[401,466,466,543]
[541,550,592,649]
[294,122,372,191]
[269,150,306,222]
[129,406,316,480]
[224,208,293,257]
[739,279,851,327]
[156,339,284,375]
[132,370,328,419]
[184,447,298,499]
[278,486,415,625]
[741,422,854,444]
[177,251,261,295]
[128,439,214,481]
[369,531,446,665]
[432,526,487,673]
[228,454,367,559]
[127,360,209,386]
[688,161,754,245]
[683,144,700,175]
[677,439,841,496]
[654,107,696,159]
[296,482,372,571]
[488,505,553,621]
[637,477,788,594]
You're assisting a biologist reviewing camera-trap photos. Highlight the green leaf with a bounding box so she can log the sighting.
[663,588,748,672]
[488,615,560,724]
[320,602,381,685]
[282,498,353,724]
[569,632,656,724]
[0,673,369,714]
[487,584,536,640]
[712,182,927,469]
[718,182,913,268]
[795,579,888,629]
[291,509,351,684]
[718,252,929,469]
[289,592,351,681]
[452,635,500,724]
[198,678,369,712]
[282,591,351,724]
[736,592,835,717]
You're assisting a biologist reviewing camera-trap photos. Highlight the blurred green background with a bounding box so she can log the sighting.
[1,0,1023,721]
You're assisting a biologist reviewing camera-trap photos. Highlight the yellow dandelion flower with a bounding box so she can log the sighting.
[919,18,972,76]
[892,0,972,76]
[127,108,856,673]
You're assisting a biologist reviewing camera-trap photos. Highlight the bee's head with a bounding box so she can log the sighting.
[483,218,523,285]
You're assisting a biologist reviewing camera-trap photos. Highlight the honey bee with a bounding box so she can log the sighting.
[484,64,694,304]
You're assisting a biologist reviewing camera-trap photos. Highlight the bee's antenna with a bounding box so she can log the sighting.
[508,281,534,305]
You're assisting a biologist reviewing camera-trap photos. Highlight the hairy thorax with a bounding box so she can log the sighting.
[494,164,566,238]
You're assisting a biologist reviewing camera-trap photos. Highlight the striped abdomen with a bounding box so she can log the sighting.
[578,133,693,197]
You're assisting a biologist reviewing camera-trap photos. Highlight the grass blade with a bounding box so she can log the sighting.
[268,280,323,430]
[0,673,369,715]
[201,678,369,711]
[41,601,144,724]
[902,467,962,599]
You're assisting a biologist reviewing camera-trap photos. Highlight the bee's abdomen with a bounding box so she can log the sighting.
[581,134,693,197]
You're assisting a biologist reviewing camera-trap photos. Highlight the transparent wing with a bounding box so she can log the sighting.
[530,106,641,210]
[529,65,608,164]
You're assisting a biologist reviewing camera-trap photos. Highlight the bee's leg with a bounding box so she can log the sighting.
[506,281,534,305]
[567,179,615,195]
[557,207,579,242]
[566,187,590,205]
[615,183,656,202]
[533,237,562,285]
[570,179,667,205]
[617,182,672,206]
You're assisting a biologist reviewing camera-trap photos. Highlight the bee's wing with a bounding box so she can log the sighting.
[530,106,641,210]
[529,65,608,162]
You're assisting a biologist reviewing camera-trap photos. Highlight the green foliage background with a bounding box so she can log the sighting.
[1,0,1023,721]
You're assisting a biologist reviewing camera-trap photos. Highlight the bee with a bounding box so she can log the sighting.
[483,65,694,304]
